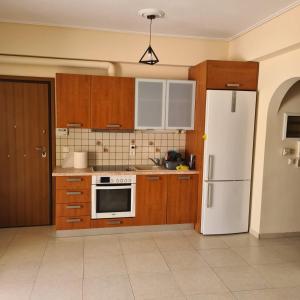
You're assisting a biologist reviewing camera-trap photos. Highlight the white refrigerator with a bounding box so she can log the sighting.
[201,90,256,235]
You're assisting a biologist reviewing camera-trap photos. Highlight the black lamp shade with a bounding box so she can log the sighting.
[139,45,159,65]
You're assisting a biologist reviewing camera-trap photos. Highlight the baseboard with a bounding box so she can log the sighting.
[55,223,194,238]
[259,231,300,239]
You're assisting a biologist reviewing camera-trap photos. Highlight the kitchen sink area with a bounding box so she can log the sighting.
[91,164,165,172]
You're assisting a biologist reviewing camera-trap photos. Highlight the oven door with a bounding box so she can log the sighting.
[91,184,136,219]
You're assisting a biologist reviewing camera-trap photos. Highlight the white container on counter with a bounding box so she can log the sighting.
[74,151,88,169]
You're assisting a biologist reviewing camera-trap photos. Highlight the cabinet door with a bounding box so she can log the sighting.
[91,76,134,129]
[166,80,196,130]
[56,74,91,128]
[167,174,198,224]
[135,79,166,129]
[136,175,167,225]
[206,61,259,91]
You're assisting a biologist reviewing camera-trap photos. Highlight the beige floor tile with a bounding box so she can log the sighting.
[271,245,300,262]
[84,235,122,257]
[161,249,208,271]
[0,281,33,300]
[37,259,83,281]
[151,231,185,239]
[120,238,158,254]
[231,246,287,265]
[199,249,248,267]
[187,235,228,250]
[84,254,127,278]
[221,234,261,248]
[124,250,169,274]
[118,232,155,240]
[234,286,300,300]
[172,268,228,295]
[83,274,134,300]
[130,271,184,299]
[213,265,270,291]
[31,278,82,300]
[187,292,235,299]
[254,262,300,288]
[154,236,193,251]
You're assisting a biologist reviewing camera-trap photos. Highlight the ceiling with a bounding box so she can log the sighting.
[0,0,299,39]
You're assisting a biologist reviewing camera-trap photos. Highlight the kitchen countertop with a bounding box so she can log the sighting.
[52,166,199,176]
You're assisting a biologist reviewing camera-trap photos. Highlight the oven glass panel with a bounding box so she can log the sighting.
[96,189,131,213]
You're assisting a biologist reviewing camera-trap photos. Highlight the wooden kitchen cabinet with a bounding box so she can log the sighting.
[91,76,134,129]
[167,174,198,224]
[56,74,91,128]
[206,60,259,91]
[136,175,167,225]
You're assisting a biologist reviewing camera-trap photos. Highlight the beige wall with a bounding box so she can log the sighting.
[229,5,300,235]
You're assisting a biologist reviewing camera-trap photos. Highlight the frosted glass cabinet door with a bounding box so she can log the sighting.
[135,79,166,129]
[166,80,196,130]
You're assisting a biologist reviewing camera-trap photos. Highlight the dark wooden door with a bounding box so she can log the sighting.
[0,80,51,227]
[167,174,198,224]
[136,175,167,225]
[91,76,134,129]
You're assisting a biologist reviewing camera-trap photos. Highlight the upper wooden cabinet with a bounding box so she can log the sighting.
[167,174,198,224]
[91,76,134,129]
[205,60,259,91]
[136,175,167,225]
[135,78,196,130]
[56,74,91,128]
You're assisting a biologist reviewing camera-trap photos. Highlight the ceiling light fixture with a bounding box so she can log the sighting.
[138,8,165,65]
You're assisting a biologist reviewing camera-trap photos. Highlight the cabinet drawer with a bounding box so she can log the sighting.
[56,202,90,217]
[56,189,90,204]
[91,217,136,228]
[56,216,90,230]
[56,176,91,189]
[206,61,259,91]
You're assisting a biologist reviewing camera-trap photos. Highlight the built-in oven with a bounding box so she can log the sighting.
[91,175,136,219]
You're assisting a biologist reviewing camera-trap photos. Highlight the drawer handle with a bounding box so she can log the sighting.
[178,175,191,180]
[67,123,82,128]
[107,220,123,225]
[106,124,121,128]
[147,176,160,181]
[66,205,82,209]
[66,178,82,182]
[66,191,82,196]
[66,218,82,223]
[226,83,240,88]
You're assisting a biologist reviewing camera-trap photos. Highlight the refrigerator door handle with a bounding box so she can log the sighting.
[208,155,214,180]
[207,183,213,208]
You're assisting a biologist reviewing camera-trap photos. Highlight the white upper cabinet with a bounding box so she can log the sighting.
[135,78,195,130]
[166,80,195,130]
[135,79,166,129]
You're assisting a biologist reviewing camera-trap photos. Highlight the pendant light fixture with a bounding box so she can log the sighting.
[138,8,165,65]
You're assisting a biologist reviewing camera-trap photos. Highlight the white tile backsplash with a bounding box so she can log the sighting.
[56,129,186,167]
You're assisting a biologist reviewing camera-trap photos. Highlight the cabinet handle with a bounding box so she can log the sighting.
[66,218,82,223]
[207,183,213,208]
[67,123,82,128]
[66,205,82,209]
[226,83,240,88]
[178,175,191,180]
[147,176,160,181]
[208,155,214,180]
[66,191,82,196]
[66,178,82,182]
[107,220,123,225]
[106,124,121,128]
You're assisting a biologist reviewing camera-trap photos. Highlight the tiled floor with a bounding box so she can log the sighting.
[1,227,300,299]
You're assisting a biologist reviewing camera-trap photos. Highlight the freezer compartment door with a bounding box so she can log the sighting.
[201,181,250,235]
[203,90,256,181]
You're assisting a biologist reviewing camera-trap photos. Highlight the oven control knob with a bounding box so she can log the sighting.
[116,179,119,183]
[120,179,123,183]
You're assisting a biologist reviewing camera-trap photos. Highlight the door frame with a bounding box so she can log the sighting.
[0,75,55,225]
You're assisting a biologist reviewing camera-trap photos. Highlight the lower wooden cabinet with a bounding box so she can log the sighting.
[56,216,90,230]
[136,175,168,225]
[167,174,198,224]
[91,217,136,228]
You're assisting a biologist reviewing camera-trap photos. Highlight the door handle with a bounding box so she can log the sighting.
[207,183,213,208]
[66,178,82,182]
[66,205,82,209]
[147,176,160,181]
[106,124,121,128]
[35,146,47,158]
[67,123,82,128]
[66,191,82,196]
[226,83,240,88]
[208,155,214,180]
[178,175,191,180]
[66,218,82,223]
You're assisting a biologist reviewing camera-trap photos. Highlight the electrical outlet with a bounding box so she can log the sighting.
[130,145,136,156]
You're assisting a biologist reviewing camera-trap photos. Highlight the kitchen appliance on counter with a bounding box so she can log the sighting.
[164,150,183,170]
[201,90,256,235]
[91,175,136,219]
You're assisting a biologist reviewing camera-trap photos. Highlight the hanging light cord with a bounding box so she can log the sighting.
[149,18,152,46]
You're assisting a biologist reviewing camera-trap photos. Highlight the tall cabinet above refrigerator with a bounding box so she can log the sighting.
[185,60,259,233]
